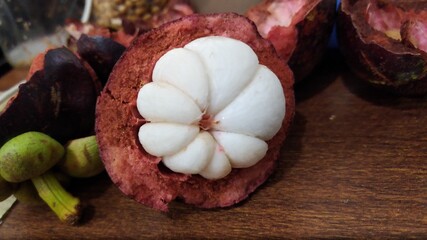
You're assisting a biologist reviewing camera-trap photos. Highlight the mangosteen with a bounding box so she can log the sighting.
[95,13,295,211]
[337,0,427,96]
[246,0,336,82]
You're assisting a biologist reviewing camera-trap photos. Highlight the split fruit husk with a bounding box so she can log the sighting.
[77,34,126,86]
[337,0,427,96]
[0,48,100,146]
[246,0,336,82]
[96,13,295,211]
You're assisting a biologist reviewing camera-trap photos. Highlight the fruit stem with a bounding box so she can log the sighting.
[31,171,81,225]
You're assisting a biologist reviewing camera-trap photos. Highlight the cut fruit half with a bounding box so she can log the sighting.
[338,0,427,95]
[96,13,295,211]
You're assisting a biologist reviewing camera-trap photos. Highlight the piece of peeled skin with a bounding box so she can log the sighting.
[138,123,199,156]
[406,19,427,53]
[214,65,285,141]
[184,36,259,115]
[264,0,305,28]
[152,48,209,110]
[367,3,403,41]
[212,131,268,168]
[248,0,306,38]
[137,81,202,124]
[163,131,215,174]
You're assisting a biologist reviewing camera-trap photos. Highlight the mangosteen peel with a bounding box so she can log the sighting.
[246,0,336,82]
[95,13,295,211]
[0,47,99,146]
[338,0,427,95]
[77,34,126,86]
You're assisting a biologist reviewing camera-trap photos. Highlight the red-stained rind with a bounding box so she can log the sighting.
[96,13,295,211]
[77,34,126,86]
[337,0,427,95]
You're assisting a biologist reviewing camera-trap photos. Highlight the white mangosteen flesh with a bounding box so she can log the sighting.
[136,36,286,180]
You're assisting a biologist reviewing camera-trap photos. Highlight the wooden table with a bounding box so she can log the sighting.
[1,50,426,239]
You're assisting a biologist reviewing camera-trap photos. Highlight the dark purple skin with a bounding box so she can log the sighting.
[0,71,57,145]
[43,47,99,141]
[0,47,99,145]
[246,0,336,82]
[337,0,427,96]
[289,0,336,82]
[77,34,126,86]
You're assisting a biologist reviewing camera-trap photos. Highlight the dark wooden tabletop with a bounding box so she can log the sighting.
[1,50,426,239]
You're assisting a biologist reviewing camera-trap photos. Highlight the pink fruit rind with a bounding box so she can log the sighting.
[247,0,336,82]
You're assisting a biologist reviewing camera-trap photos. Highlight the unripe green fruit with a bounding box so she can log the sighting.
[59,135,104,178]
[0,132,64,182]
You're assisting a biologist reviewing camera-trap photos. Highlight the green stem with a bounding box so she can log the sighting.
[31,171,81,225]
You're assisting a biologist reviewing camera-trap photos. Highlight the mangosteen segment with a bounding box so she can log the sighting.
[77,35,126,86]
[136,36,286,179]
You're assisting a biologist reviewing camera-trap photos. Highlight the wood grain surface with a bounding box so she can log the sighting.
[0,67,26,91]
[1,50,426,239]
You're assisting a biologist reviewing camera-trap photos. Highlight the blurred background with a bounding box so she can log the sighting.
[0,0,85,71]
[0,0,341,76]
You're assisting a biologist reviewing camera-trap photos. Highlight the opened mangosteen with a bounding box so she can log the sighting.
[246,0,336,82]
[95,13,295,211]
[338,0,427,96]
